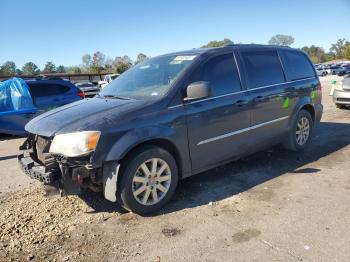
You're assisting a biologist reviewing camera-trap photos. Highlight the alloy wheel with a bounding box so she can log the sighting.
[132,158,172,206]
[295,116,310,146]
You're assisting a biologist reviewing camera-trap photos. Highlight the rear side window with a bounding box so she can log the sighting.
[28,83,70,97]
[189,53,241,96]
[240,50,285,89]
[279,50,315,81]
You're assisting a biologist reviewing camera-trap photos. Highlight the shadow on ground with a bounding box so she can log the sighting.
[0,155,17,161]
[78,121,350,215]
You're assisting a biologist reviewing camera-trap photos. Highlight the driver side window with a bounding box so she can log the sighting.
[189,53,242,96]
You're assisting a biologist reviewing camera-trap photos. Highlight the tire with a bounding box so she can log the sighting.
[117,146,178,215]
[283,110,313,151]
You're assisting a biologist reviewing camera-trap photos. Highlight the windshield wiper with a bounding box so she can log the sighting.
[99,94,131,100]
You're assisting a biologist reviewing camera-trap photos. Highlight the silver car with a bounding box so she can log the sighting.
[333,75,350,109]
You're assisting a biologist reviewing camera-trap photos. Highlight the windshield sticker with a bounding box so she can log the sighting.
[170,60,183,64]
[173,55,196,61]
[139,65,150,69]
[151,92,159,96]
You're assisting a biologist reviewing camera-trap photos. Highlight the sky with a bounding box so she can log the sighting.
[0,0,349,68]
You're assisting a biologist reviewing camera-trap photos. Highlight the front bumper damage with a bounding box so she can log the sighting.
[17,135,105,196]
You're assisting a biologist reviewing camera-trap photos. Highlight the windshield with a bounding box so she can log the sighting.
[100,54,196,100]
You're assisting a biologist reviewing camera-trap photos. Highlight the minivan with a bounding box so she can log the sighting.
[18,45,323,214]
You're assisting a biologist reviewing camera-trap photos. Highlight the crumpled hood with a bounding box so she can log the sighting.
[25,97,147,137]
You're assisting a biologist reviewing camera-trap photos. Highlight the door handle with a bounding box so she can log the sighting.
[23,114,35,119]
[254,96,264,102]
[236,99,248,107]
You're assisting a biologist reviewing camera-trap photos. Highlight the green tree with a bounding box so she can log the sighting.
[113,56,133,74]
[22,62,40,75]
[42,61,56,73]
[0,61,17,76]
[330,38,347,59]
[66,66,81,74]
[302,45,327,63]
[82,54,92,71]
[56,65,66,73]
[344,43,350,60]
[202,38,233,48]
[268,34,294,46]
[135,53,148,64]
[91,51,106,73]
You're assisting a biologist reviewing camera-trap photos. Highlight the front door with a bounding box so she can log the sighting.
[185,52,251,171]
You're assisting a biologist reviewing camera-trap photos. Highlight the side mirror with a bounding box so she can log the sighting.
[184,81,211,101]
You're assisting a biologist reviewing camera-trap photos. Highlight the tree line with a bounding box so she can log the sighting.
[202,35,350,64]
[1,35,350,76]
[0,52,148,76]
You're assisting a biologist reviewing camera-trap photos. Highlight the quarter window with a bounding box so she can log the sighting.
[189,53,242,96]
[28,83,69,97]
[240,50,285,89]
[280,50,316,81]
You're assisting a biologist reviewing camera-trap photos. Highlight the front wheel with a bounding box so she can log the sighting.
[283,110,313,151]
[118,146,178,215]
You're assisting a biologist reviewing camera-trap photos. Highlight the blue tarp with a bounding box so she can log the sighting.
[0,78,37,116]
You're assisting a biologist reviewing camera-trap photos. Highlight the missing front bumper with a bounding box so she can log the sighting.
[18,152,59,184]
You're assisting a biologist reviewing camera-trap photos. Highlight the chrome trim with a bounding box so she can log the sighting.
[168,104,183,109]
[167,77,316,109]
[197,116,289,146]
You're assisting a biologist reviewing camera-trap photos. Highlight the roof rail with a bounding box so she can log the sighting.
[225,43,291,48]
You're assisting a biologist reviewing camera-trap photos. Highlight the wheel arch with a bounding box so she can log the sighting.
[118,138,184,179]
[289,98,316,128]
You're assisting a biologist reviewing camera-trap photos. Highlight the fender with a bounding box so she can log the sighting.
[288,96,315,128]
[105,125,177,162]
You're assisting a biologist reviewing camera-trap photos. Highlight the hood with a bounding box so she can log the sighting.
[25,97,148,137]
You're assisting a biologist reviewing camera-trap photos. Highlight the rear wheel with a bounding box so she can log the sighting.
[118,146,178,215]
[283,110,313,151]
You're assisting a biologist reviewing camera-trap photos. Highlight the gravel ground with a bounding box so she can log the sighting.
[0,75,350,261]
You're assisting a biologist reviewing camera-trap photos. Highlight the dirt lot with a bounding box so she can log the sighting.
[0,75,349,262]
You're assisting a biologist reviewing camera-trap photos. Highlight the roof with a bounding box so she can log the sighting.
[159,44,294,58]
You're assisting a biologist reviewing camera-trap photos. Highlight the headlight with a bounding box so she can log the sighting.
[49,131,101,157]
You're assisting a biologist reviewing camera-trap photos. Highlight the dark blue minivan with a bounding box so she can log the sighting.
[19,45,323,214]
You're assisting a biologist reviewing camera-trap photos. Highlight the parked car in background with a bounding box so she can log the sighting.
[336,65,350,76]
[333,75,350,109]
[18,44,322,214]
[316,67,328,76]
[329,65,342,75]
[0,77,84,135]
[75,82,100,97]
[98,74,120,89]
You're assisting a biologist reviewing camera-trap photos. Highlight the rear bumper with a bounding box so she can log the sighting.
[18,152,59,184]
[333,90,350,104]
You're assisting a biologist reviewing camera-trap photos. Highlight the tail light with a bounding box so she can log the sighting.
[77,90,85,99]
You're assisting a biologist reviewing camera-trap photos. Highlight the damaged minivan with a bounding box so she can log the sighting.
[18,45,323,214]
